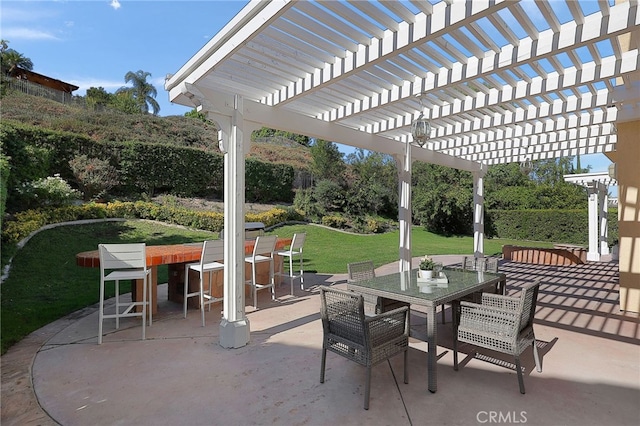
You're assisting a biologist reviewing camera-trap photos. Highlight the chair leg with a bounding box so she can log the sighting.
[515,356,526,394]
[115,280,120,329]
[141,276,146,341]
[320,347,327,383]
[532,340,542,373]
[199,272,206,327]
[270,258,275,300]
[404,348,409,384]
[299,252,304,290]
[289,255,294,296]
[441,305,446,323]
[278,255,285,288]
[253,263,258,308]
[147,276,152,326]
[98,280,105,344]
[183,265,190,319]
[364,365,372,410]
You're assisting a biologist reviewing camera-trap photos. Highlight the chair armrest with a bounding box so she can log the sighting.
[365,306,409,345]
[481,293,520,311]
[459,301,519,336]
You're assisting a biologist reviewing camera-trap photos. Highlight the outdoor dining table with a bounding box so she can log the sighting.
[347,267,506,394]
[76,237,292,314]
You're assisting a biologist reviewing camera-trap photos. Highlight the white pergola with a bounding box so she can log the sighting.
[564,172,618,261]
[166,0,640,347]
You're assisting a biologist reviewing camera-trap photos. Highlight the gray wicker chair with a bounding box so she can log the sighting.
[454,280,542,394]
[443,256,502,323]
[347,261,409,314]
[320,287,409,410]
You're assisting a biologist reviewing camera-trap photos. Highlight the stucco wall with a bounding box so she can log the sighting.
[612,120,640,313]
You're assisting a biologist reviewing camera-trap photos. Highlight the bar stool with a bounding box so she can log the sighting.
[98,243,151,344]
[275,233,306,295]
[245,235,277,308]
[184,240,224,326]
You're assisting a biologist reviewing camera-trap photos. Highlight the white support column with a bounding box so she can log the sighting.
[599,183,610,256]
[219,95,250,348]
[472,169,486,259]
[397,142,412,273]
[587,183,600,261]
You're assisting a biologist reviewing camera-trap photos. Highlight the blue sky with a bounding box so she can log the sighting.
[0,0,615,184]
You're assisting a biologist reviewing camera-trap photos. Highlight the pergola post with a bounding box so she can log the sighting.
[472,169,486,259]
[219,95,250,349]
[599,183,610,256]
[587,183,600,261]
[397,142,412,272]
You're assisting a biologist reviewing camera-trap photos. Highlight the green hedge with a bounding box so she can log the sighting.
[487,209,619,246]
[1,121,295,205]
[0,147,9,227]
[1,201,305,245]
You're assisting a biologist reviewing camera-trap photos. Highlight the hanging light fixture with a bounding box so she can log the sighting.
[411,94,431,147]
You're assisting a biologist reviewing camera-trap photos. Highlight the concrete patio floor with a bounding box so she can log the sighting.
[2,256,639,426]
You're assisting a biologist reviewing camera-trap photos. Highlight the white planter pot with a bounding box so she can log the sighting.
[420,269,433,279]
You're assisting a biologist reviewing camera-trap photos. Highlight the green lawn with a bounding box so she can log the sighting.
[0,220,552,354]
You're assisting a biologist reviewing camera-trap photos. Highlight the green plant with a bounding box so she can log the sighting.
[69,154,119,200]
[16,174,81,209]
[419,256,436,270]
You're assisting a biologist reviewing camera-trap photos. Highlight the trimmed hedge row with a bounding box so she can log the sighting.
[1,201,305,245]
[487,209,619,246]
[0,148,8,226]
[0,120,294,204]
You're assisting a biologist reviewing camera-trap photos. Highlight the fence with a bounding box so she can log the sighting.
[6,77,80,105]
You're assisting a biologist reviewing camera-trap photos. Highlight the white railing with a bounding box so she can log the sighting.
[6,77,78,105]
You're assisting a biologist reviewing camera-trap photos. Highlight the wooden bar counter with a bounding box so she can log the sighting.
[76,238,292,314]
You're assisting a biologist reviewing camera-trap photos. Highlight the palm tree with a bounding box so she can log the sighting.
[116,70,160,115]
[0,48,34,75]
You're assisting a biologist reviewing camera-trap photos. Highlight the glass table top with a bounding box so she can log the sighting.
[347,268,505,305]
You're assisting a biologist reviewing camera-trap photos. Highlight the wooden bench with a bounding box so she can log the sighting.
[502,245,586,266]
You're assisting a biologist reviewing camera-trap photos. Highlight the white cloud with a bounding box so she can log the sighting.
[69,78,124,95]
[0,27,58,41]
[110,0,121,11]
[1,7,53,22]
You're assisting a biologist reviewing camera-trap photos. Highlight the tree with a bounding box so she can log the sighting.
[0,43,33,75]
[185,109,210,123]
[412,163,474,235]
[309,139,344,181]
[252,127,310,146]
[110,91,140,114]
[345,149,397,217]
[116,70,160,115]
[85,87,113,110]
[531,157,583,185]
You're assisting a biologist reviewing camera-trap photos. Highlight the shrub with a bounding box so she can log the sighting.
[69,154,119,200]
[0,149,9,226]
[1,202,302,246]
[15,174,81,209]
[321,215,348,229]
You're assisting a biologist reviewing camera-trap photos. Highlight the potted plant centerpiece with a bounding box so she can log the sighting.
[419,256,436,279]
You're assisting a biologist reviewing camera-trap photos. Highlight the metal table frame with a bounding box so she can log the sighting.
[347,267,506,393]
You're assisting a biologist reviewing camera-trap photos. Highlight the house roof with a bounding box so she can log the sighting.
[11,67,79,94]
[166,0,640,171]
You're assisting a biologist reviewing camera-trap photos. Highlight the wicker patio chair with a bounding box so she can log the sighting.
[319,287,410,410]
[454,280,542,394]
[347,260,410,314]
[442,256,503,324]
